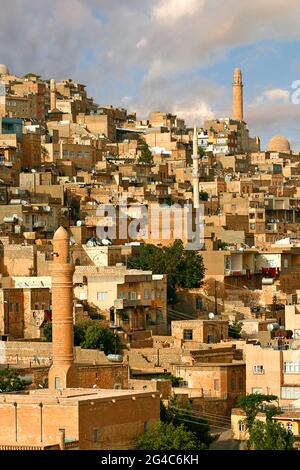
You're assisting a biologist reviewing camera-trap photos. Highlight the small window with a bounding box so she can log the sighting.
[239,377,244,391]
[253,365,265,374]
[183,329,193,340]
[9,303,13,313]
[231,377,236,391]
[286,423,293,433]
[214,379,219,392]
[238,420,246,432]
[93,429,100,443]
[144,289,150,299]
[97,292,108,301]
[55,377,61,390]
[128,291,136,301]
[15,303,19,313]
[118,292,126,299]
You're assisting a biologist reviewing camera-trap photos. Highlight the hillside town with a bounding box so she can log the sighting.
[0,62,300,451]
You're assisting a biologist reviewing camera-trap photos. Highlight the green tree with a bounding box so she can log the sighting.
[229,320,243,339]
[139,143,153,165]
[43,320,121,355]
[128,240,205,301]
[81,324,122,355]
[162,397,211,447]
[0,369,26,392]
[43,321,52,341]
[237,394,278,430]
[248,420,294,450]
[135,422,205,450]
[199,191,209,201]
[23,72,41,79]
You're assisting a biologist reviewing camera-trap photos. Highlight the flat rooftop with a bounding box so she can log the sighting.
[0,388,158,405]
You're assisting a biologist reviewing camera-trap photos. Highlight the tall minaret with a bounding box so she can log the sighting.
[48,226,75,390]
[50,78,57,111]
[232,68,243,121]
[192,125,200,209]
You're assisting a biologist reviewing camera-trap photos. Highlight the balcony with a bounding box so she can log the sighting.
[114,298,142,310]
[224,269,248,276]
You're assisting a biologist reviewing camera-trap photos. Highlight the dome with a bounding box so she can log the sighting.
[267,134,291,153]
[0,64,9,76]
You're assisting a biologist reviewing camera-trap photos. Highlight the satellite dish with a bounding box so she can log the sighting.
[267,324,274,332]
[101,239,112,246]
[208,312,215,320]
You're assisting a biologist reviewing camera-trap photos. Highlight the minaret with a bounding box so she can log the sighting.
[48,226,75,390]
[232,68,243,121]
[50,79,57,111]
[192,125,200,209]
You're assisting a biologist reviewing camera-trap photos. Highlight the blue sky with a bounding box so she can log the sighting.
[1,0,300,149]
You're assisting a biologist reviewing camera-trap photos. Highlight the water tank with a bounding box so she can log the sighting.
[107,354,123,362]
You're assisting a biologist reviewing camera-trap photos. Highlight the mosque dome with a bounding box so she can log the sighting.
[0,64,9,76]
[267,135,291,153]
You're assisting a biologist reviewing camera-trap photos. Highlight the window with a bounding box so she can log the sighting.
[239,377,244,391]
[284,259,289,268]
[238,420,246,432]
[196,297,203,310]
[9,303,13,313]
[294,330,300,339]
[214,379,219,392]
[35,304,39,310]
[183,329,193,340]
[253,365,265,374]
[281,387,300,399]
[286,423,293,433]
[128,291,136,301]
[284,362,300,374]
[231,377,236,391]
[15,303,19,314]
[97,292,108,301]
[55,377,61,390]
[118,292,125,299]
[144,289,150,300]
[93,429,100,443]
[156,290,161,299]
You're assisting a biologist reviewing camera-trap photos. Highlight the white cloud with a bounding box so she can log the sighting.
[153,0,203,22]
[257,88,290,103]
[136,38,148,49]
[172,102,214,125]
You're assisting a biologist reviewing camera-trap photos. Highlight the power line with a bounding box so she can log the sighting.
[171,407,231,425]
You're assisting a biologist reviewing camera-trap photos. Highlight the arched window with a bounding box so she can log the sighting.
[238,420,246,432]
[286,422,293,433]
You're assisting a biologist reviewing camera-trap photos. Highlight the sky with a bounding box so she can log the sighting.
[1,0,300,149]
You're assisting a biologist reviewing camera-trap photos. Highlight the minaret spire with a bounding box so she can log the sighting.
[48,226,75,390]
[192,125,200,209]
